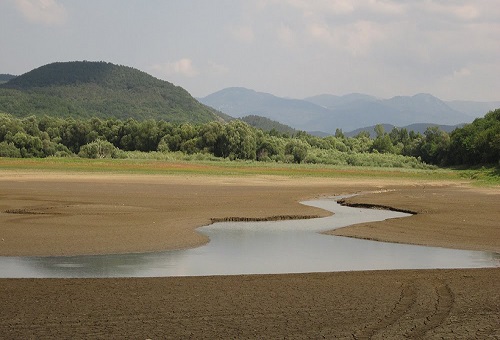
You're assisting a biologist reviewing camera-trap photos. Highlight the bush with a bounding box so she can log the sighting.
[78,139,123,159]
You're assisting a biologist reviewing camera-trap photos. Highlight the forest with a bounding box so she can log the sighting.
[0,61,225,123]
[0,108,498,168]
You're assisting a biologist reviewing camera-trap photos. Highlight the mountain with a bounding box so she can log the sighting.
[305,93,377,109]
[0,74,16,84]
[383,93,469,124]
[200,88,483,133]
[305,93,472,131]
[0,61,226,123]
[445,100,500,117]
[345,123,464,138]
[199,87,330,127]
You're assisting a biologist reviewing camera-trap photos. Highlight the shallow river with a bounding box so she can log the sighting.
[0,197,498,278]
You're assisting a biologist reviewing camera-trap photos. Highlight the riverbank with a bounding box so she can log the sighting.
[1,169,499,338]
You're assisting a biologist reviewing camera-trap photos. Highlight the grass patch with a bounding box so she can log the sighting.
[453,165,500,186]
[0,156,466,182]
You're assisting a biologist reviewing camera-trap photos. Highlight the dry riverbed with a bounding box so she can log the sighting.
[0,170,498,338]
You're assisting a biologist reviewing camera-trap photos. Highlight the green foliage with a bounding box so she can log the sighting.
[447,109,500,165]
[417,126,451,165]
[0,74,16,84]
[0,61,223,124]
[241,115,296,135]
[256,135,285,161]
[216,120,257,160]
[285,139,309,163]
[0,141,21,157]
[457,165,500,185]
[5,111,489,170]
[78,139,124,159]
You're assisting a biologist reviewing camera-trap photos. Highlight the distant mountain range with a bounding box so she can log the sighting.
[199,87,500,134]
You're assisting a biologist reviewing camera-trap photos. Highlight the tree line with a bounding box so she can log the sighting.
[0,109,498,167]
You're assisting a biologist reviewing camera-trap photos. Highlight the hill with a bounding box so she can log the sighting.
[0,74,16,84]
[199,88,478,133]
[0,61,225,124]
[240,115,297,135]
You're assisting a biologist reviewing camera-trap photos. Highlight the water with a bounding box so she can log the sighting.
[0,197,498,278]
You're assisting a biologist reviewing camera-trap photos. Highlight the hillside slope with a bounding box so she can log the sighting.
[0,74,16,85]
[0,61,225,123]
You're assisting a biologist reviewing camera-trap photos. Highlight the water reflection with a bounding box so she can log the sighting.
[0,198,498,278]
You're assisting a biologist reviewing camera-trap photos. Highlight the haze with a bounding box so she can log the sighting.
[1,0,499,101]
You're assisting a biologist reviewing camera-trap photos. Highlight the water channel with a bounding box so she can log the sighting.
[0,197,498,278]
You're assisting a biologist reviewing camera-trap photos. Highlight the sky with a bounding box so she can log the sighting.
[1,0,499,101]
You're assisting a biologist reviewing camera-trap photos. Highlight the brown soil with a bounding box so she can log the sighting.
[0,170,499,338]
[1,269,499,339]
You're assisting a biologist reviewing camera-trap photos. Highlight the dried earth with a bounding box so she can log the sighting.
[0,170,498,338]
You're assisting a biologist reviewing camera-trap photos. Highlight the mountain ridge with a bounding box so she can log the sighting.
[199,87,498,133]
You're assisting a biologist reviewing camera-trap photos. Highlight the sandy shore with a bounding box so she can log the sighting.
[0,170,499,338]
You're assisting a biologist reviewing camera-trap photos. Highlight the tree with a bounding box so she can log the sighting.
[374,124,385,138]
[60,118,91,153]
[417,127,450,164]
[371,134,393,153]
[334,128,345,139]
[285,139,309,163]
[257,136,283,161]
[0,141,21,157]
[216,120,257,160]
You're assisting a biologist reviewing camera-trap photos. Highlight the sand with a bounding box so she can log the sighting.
[0,170,499,338]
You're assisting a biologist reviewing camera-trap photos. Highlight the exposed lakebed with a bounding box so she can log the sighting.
[0,197,498,278]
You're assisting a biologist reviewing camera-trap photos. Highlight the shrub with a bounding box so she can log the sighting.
[78,139,122,159]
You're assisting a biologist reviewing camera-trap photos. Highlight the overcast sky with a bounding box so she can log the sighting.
[1,0,499,101]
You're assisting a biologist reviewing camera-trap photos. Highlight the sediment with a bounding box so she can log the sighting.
[0,171,499,338]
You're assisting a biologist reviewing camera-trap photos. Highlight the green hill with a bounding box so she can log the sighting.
[0,74,17,84]
[0,61,226,123]
[241,115,297,135]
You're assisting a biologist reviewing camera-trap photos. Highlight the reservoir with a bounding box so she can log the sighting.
[0,197,498,278]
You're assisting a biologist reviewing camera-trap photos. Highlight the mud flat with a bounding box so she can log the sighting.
[0,170,499,338]
[1,269,499,338]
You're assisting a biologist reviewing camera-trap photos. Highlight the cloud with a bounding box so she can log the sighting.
[452,67,472,78]
[230,25,255,43]
[14,0,67,25]
[152,58,199,78]
[276,23,296,46]
[207,61,229,75]
[308,19,385,56]
[281,0,355,15]
[419,2,480,21]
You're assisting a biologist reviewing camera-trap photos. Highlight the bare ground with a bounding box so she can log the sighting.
[1,269,499,339]
[0,170,499,338]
